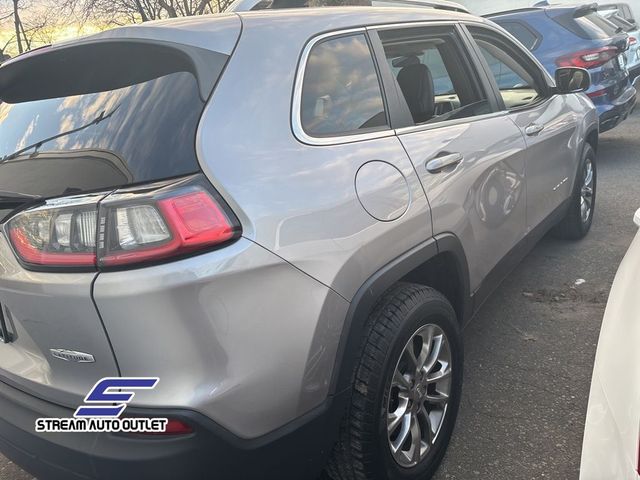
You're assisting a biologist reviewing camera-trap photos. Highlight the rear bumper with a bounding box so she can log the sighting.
[596,84,637,133]
[0,379,346,480]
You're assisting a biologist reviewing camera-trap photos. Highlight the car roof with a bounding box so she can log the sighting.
[8,6,488,63]
[237,6,478,25]
[67,6,482,48]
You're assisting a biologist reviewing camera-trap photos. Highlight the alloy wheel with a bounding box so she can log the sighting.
[580,158,594,224]
[387,324,452,468]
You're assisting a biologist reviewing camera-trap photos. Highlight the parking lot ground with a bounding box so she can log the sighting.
[2,111,640,480]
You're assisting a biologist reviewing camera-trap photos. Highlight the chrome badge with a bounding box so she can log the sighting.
[50,349,95,363]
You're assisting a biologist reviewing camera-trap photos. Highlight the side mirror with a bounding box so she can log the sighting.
[555,67,591,94]
[634,208,640,228]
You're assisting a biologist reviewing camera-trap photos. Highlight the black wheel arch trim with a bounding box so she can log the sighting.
[329,233,471,396]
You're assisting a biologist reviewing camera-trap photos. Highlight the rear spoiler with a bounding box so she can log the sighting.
[484,3,597,19]
[0,39,228,104]
[0,15,241,104]
[572,2,598,17]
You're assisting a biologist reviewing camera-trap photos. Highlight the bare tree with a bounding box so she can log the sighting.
[70,0,231,25]
[67,0,165,25]
[11,0,23,53]
[0,0,61,55]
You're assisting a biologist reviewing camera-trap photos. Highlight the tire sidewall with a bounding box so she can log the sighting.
[371,295,463,480]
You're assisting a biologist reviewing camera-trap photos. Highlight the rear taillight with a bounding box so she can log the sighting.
[587,88,608,99]
[630,37,637,46]
[7,194,101,269]
[4,175,241,271]
[556,46,619,69]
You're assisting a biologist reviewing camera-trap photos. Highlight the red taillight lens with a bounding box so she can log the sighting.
[5,176,241,271]
[587,88,608,99]
[100,190,237,267]
[556,47,619,69]
[630,37,637,46]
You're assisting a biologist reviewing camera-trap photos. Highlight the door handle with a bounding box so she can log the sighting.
[525,123,544,136]
[426,152,463,173]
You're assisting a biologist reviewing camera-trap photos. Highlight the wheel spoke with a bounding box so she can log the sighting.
[584,162,593,187]
[418,404,434,446]
[427,365,451,384]
[425,391,449,405]
[422,335,444,375]
[391,414,411,453]
[388,393,409,434]
[393,368,411,391]
[410,413,423,463]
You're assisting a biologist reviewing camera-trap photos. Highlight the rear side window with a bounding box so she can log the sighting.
[498,21,540,51]
[0,42,227,200]
[300,34,388,137]
[379,25,491,126]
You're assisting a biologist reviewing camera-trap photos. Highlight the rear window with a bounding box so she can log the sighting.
[0,42,226,201]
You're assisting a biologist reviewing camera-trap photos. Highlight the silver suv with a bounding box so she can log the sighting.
[0,6,597,480]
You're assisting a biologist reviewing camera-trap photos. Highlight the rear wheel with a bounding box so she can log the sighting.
[326,283,463,480]
[553,143,596,240]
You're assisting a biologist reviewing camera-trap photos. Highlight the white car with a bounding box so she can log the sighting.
[580,209,640,480]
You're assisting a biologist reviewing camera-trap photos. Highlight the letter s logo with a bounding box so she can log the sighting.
[74,377,159,418]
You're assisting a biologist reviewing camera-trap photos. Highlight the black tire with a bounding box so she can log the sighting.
[326,283,463,480]
[552,143,596,240]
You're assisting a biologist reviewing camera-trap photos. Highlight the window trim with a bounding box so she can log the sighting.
[292,28,394,146]
[460,21,555,113]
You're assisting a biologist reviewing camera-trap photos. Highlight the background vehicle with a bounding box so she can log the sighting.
[487,3,637,132]
[600,2,637,24]
[580,209,640,480]
[599,3,640,80]
[0,6,597,480]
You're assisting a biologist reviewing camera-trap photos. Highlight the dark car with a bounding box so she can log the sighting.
[487,3,637,132]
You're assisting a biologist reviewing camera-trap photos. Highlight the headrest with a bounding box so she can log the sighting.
[397,63,435,124]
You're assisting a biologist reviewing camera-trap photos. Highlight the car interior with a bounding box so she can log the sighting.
[381,32,492,125]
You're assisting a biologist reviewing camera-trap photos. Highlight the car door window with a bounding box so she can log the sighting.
[468,26,549,110]
[300,33,388,137]
[378,26,492,126]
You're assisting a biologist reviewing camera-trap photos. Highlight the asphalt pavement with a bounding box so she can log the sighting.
[2,112,640,480]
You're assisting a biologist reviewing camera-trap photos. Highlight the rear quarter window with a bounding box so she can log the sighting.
[300,33,388,137]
